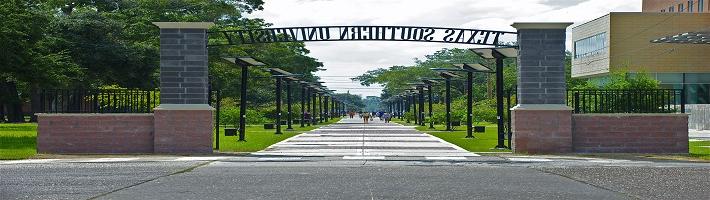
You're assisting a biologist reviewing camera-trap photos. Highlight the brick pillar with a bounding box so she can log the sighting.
[511,22,573,154]
[152,22,215,154]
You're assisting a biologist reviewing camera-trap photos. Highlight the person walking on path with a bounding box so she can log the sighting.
[383,112,392,123]
[362,112,371,124]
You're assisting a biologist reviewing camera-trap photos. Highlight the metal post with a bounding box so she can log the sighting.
[495,57,505,147]
[324,96,329,122]
[406,95,411,123]
[412,94,418,125]
[466,71,474,138]
[275,77,283,135]
[428,84,434,129]
[286,80,293,130]
[506,90,512,149]
[215,90,221,150]
[319,93,324,123]
[301,86,306,127]
[418,87,425,126]
[312,91,318,125]
[306,87,312,126]
[574,92,580,113]
[238,65,248,141]
[682,73,687,113]
[445,78,452,131]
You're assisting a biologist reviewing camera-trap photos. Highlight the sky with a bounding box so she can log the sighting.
[247,0,642,97]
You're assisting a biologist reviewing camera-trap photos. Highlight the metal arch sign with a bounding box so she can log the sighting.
[209,26,517,46]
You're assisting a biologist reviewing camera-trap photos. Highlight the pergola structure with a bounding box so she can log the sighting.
[471,47,518,149]
[453,63,494,138]
[421,78,441,129]
[223,57,267,141]
[265,68,302,134]
[436,71,461,131]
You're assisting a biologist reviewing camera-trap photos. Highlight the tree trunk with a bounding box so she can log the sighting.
[1,81,25,123]
[29,84,40,122]
[0,104,5,123]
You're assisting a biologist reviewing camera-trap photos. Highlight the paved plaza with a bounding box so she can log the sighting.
[253,117,479,159]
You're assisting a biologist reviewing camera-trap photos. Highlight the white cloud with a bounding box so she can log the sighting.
[247,0,641,97]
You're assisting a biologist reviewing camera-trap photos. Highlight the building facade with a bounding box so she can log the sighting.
[571,12,710,104]
[643,0,709,13]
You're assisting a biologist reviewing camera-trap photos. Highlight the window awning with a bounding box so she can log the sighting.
[651,31,710,44]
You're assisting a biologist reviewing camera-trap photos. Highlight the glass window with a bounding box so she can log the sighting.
[685,73,710,84]
[700,0,705,12]
[689,1,694,12]
[687,84,710,104]
[574,32,607,59]
[657,73,684,84]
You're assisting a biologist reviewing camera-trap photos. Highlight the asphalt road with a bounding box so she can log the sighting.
[1,159,709,200]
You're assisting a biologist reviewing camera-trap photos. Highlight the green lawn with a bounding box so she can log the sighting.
[392,119,511,152]
[214,119,338,152]
[689,140,710,160]
[0,123,37,160]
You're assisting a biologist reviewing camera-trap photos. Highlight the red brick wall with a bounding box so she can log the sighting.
[37,114,154,154]
[153,109,213,153]
[512,109,573,154]
[572,114,688,153]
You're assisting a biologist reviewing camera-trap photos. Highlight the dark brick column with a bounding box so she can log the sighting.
[154,22,213,104]
[515,23,572,105]
[510,23,573,154]
[152,22,214,154]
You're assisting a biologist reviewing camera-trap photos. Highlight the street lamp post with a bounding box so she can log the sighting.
[223,57,267,141]
[471,47,518,149]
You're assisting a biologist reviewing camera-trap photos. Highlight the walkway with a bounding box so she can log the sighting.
[252,117,479,159]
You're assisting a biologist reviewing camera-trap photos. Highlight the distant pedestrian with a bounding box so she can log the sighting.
[362,112,371,124]
[383,112,392,123]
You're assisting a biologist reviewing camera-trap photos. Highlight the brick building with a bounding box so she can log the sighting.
[643,0,709,12]
[571,1,710,104]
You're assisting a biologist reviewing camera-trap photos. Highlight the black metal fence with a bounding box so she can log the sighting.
[38,89,160,113]
[567,89,685,114]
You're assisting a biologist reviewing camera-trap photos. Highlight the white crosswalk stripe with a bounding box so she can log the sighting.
[83,158,140,163]
[254,117,480,158]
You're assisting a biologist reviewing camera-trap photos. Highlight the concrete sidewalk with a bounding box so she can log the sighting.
[690,129,710,141]
[252,117,479,158]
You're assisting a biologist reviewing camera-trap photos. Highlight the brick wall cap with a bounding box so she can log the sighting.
[35,113,154,116]
[153,22,214,29]
[511,104,573,111]
[511,22,573,30]
[574,113,689,117]
[154,104,215,111]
